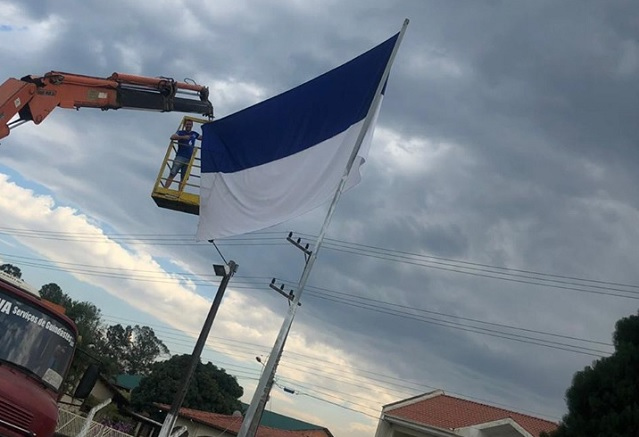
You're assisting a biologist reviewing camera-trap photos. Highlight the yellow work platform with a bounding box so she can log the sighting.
[151,116,208,215]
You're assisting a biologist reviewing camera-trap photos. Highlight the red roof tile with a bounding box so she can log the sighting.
[157,405,332,437]
[385,392,557,437]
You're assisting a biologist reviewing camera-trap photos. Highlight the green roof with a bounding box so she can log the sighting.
[114,378,321,431]
[241,403,323,430]
[115,374,143,390]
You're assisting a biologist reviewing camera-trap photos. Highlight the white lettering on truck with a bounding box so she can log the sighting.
[0,299,11,314]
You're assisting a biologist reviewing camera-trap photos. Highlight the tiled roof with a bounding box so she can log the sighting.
[384,392,557,437]
[157,405,332,437]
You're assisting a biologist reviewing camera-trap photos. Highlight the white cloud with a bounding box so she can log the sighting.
[0,172,392,437]
[371,127,465,176]
[0,2,65,58]
[0,173,209,327]
[209,78,269,114]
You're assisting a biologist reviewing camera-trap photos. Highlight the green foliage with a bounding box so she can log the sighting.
[3,264,174,399]
[40,283,73,308]
[542,311,639,437]
[39,283,102,346]
[36,281,169,393]
[39,283,104,393]
[131,354,243,419]
[0,263,22,278]
[96,324,170,375]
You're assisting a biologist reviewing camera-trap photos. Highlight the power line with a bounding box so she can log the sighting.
[102,314,414,390]
[0,226,634,290]
[3,227,638,299]
[100,314,562,422]
[0,227,285,246]
[3,249,615,354]
[3,246,639,302]
[310,293,608,357]
[322,245,639,300]
[99,320,394,420]
[302,283,611,346]
[0,250,615,344]
[312,235,639,290]
[106,316,427,400]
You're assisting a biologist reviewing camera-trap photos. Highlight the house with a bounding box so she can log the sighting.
[375,390,558,437]
[157,404,334,437]
[89,374,130,406]
[59,373,161,437]
[59,373,129,412]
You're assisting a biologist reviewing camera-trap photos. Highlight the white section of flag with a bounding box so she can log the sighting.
[196,99,381,239]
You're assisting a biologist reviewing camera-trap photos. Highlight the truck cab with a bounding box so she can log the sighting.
[0,271,78,437]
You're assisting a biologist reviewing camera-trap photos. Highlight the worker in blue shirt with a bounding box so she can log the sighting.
[164,119,201,189]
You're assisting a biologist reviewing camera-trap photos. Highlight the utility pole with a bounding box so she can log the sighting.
[158,260,238,437]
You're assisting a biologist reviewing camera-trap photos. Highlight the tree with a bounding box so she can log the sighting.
[40,283,73,308]
[0,263,22,278]
[39,283,105,392]
[39,283,103,347]
[126,325,170,375]
[131,354,243,419]
[97,324,170,375]
[542,311,639,437]
[38,283,171,384]
[39,284,172,384]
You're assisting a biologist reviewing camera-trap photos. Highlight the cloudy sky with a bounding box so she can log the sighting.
[1,1,638,436]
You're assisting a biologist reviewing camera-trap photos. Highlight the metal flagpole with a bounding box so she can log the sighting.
[237,19,409,437]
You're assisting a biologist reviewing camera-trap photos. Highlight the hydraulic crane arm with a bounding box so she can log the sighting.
[0,71,213,139]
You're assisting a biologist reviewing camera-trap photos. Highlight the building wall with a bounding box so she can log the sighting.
[90,379,115,402]
[58,379,114,413]
[375,418,454,437]
[375,417,528,437]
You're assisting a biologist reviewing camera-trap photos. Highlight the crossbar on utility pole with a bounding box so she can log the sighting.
[158,260,238,437]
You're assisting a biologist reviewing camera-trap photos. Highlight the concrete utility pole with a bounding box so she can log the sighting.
[158,260,238,437]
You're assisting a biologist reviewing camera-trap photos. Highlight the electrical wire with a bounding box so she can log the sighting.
[0,228,624,420]
[1,249,615,355]
[100,314,562,421]
[2,227,637,299]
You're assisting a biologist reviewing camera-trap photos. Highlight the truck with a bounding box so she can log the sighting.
[0,270,83,437]
[0,70,215,436]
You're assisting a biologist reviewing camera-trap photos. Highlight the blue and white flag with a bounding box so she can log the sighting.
[196,33,399,240]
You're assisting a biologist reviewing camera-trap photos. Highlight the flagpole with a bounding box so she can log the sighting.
[237,19,409,437]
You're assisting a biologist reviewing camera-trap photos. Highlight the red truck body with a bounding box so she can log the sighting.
[0,271,78,437]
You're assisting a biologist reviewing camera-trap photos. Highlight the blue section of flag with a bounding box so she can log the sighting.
[201,33,399,174]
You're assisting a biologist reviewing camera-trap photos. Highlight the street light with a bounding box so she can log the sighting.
[213,264,231,277]
[158,260,238,437]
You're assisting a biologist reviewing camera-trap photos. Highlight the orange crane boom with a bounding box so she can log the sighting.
[0,71,213,139]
